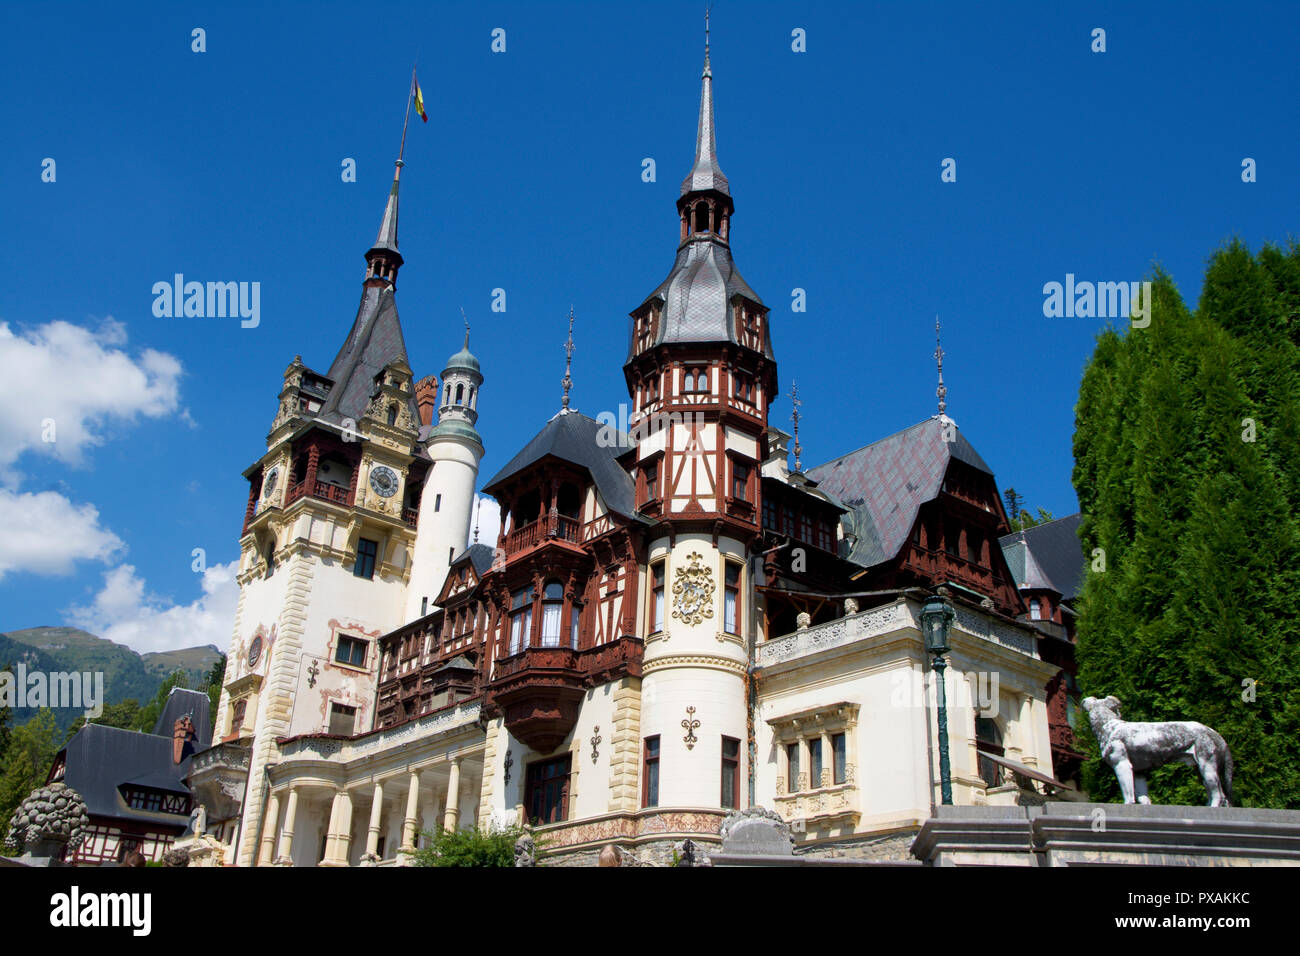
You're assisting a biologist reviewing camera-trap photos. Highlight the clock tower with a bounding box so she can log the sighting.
[214,159,433,865]
[624,30,775,809]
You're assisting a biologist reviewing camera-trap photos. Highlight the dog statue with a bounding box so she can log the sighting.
[1082,695,1234,806]
[1081,697,1232,806]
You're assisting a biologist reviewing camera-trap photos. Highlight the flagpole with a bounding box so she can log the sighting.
[398,64,415,164]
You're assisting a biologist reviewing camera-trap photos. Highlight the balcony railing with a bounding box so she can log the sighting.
[284,478,354,508]
[492,636,643,685]
[402,507,419,528]
[504,514,581,553]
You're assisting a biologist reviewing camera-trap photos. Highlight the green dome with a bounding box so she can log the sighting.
[443,344,481,377]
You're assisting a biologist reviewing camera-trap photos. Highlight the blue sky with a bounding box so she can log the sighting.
[1,1,1296,649]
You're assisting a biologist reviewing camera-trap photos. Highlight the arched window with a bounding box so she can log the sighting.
[975,717,1004,788]
[468,387,476,408]
[540,581,564,647]
[455,383,464,405]
[509,587,533,655]
[694,202,710,233]
[387,404,398,425]
[444,384,452,406]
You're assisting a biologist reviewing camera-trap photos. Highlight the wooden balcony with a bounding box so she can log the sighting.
[488,636,643,753]
[503,514,581,554]
[284,478,354,508]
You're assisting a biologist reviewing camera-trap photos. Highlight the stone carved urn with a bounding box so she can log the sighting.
[3,783,91,865]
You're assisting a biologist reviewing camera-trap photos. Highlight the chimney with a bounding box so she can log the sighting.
[415,374,439,427]
[173,715,196,765]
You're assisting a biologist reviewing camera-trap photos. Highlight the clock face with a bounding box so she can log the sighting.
[247,636,263,667]
[369,465,399,498]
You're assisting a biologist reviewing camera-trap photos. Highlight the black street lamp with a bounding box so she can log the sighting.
[920,590,956,805]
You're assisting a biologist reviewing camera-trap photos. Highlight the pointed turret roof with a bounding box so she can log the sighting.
[680,42,729,197]
[369,160,402,256]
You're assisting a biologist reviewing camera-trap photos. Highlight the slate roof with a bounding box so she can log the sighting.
[56,688,210,826]
[318,286,419,429]
[999,513,1085,601]
[453,542,496,576]
[483,411,640,521]
[632,238,768,362]
[805,417,994,569]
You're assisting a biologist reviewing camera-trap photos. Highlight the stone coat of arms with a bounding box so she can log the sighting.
[671,552,715,626]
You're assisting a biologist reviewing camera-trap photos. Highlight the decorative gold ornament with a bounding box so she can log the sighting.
[671,552,715,626]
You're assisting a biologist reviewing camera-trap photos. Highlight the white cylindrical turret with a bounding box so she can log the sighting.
[403,339,485,622]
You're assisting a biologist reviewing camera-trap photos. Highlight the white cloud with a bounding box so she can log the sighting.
[64,561,239,655]
[0,488,124,580]
[472,494,501,549]
[0,317,184,483]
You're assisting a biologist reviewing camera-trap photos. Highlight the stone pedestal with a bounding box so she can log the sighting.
[912,803,1300,866]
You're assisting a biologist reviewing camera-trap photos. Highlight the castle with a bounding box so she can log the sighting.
[194,30,1084,867]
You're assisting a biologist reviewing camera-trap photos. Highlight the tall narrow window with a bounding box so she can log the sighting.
[643,736,661,807]
[434,493,442,512]
[732,461,749,501]
[645,461,659,500]
[230,700,247,737]
[721,736,740,809]
[541,581,563,647]
[650,562,665,633]
[832,732,847,784]
[570,606,581,649]
[786,742,801,793]
[976,717,1004,788]
[524,755,571,825]
[1030,598,1042,620]
[509,586,532,654]
[723,562,740,634]
[264,542,275,579]
[354,538,378,579]
[808,737,824,789]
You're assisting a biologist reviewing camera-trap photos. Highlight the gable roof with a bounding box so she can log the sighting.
[57,723,194,826]
[805,417,994,568]
[483,411,640,521]
[455,543,496,576]
[999,513,1085,601]
[318,285,418,428]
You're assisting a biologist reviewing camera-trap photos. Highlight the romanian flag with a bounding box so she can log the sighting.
[413,74,428,123]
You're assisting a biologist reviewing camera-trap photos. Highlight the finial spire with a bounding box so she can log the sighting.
[461,307,471,348]
[790,381,803,472]
[473,497,481,544]
[705,3,711,69]
[934,315,947,417]
[561,307,576,411]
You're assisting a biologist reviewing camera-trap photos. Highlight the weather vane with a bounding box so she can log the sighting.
[461,307,471,347]
[790,381,803,472]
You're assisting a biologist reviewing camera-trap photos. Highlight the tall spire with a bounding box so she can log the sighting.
[561,307,576,412]
[934,316,948,417]
[371,161,402,256]
[461,307,471,349]
[680,5,729,198]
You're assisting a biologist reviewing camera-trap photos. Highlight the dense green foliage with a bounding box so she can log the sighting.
[1072,241,1300,808]
[0,709,62,846]
[408,824,529,867]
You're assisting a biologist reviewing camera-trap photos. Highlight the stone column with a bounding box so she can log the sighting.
[401,771,422,852]
[275,787,299,864]
[365,782,385,859]
[820,732,832,788]
[258,791,281,865]
[1020,695,1038,767]
[443,758,462,831]
[321,791,342,865]
[333,790,355,865]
